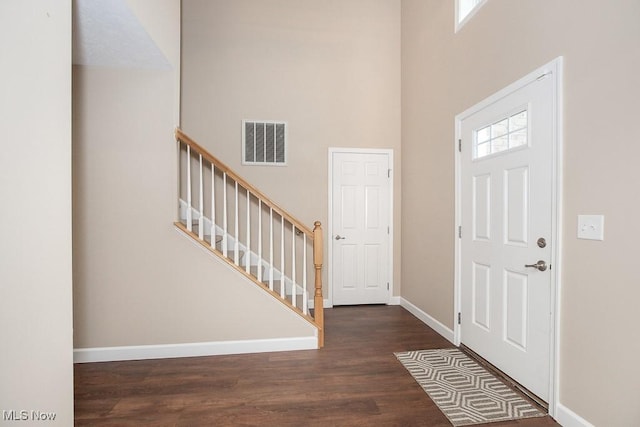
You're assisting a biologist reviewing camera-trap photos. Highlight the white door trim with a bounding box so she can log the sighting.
[454,57,563,417]
[328,147,394,307]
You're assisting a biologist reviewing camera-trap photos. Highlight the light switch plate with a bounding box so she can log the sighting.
[577,215,604,240]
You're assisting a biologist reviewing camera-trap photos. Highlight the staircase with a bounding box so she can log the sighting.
[174,129,324,347]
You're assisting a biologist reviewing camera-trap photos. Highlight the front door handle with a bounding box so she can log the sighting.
[335,235,346,240]
[525,260,547,271]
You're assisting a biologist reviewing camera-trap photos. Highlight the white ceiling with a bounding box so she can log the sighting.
[72,0,170,69]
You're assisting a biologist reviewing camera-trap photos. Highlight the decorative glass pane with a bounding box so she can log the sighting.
[492,135,509,153]
[509,129,527,148]
[476,142,489,158]
[491,119,508,138]
[477,126,491,143]
[509,110,527,131]
[473,108,528,159]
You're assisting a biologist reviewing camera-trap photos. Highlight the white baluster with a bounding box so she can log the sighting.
[198,154,204,240]
[258,200,262,283]
[211,164,215,248]
[303,234,307,315]
[280,216,285,299]
[222,173,228,257]
[269,208,274,291]
[291,225,296,308]
[186,146,192,232]
[234,181,239,265]
[246,189,250,274]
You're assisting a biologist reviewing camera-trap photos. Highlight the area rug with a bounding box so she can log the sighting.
[395,348,544,426]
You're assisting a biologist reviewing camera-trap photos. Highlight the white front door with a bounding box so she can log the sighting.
[459,68,557,401]
[330,150,392,305]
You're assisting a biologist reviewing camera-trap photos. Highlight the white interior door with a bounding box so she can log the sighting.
[459,72,556,401]
[331,150,391,305]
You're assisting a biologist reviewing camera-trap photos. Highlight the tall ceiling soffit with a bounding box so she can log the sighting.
[72,0,170,69]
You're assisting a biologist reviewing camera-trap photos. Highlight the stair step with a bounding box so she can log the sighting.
[248,265,263,277]
[212,238,265,277]
[180,220,214,241]
[262,279,294,295]
[179,223,267,281]
[263,279,285,294]
[262,280,306,308]
[177,225,243,262]
[213,236,241,258]
[222,250,243,263]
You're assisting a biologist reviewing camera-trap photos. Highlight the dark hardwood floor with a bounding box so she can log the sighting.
[74,305,559,426]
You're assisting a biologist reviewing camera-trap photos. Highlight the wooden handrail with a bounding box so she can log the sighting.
[176,128,314,238]
[176,127,324,348]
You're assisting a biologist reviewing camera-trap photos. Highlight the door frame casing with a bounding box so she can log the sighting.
[328,147,394,307]
[453,57,564,417]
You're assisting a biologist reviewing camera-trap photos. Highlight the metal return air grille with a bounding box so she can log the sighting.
[243,120,286,165]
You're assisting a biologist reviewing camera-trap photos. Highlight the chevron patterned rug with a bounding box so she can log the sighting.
[395,348,544,426]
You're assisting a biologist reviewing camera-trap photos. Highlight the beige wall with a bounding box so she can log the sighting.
[126,0,181,67]
[73,1,314,349]
[401,0,640,425]
[126,0,181,125]
[0,1,74,424]
[180,0,402,300]
[67,0,640,423]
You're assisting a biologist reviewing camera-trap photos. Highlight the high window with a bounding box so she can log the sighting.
[456,0,488,32]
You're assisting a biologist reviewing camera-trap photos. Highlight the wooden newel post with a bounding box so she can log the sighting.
[312,221,324,348]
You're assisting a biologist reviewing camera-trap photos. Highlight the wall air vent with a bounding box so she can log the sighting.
[242,120,287,166]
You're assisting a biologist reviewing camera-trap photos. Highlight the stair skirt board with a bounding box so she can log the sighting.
[176,224,309,299]
[73,336,318,363]
[178,200,309,295]
[181,202,288,274]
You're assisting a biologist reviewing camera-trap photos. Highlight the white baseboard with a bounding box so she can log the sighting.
[388,296,401,305]
[554,403,594,427]
[74,336,317,363]
[308,298,332,309]
[400,297,455,344]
